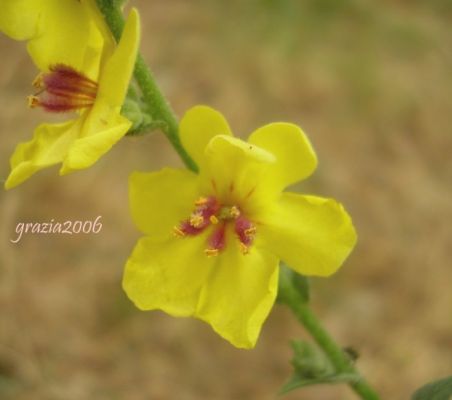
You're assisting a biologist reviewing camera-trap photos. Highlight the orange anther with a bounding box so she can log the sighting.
[194,197,209,206]
[239,242,250,255]
[244,226,257,236]
[32,74,44,89]
[189,213,204,228]
[204,248,219,257]
[229,206,240,218]
[27,95,39,108]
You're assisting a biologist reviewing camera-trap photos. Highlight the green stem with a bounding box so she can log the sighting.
[96,0,198,172]
[293,303,379,399]
[279,282,380,400]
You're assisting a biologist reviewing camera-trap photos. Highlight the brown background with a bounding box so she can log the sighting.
[0,1,451,399]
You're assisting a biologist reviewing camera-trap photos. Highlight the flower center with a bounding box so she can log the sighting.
[174,196,257,256]
[28,64,98,113]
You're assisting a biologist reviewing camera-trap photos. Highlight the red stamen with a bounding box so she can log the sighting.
[190,196,220,228]
[205,224,226,256]
[174,194,257,256]
[174,196,220,236]
[174,221,205,237]
[29,64,98,113]
[235,216,256,248]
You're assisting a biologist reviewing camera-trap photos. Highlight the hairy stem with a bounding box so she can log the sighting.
[96,0,198,172]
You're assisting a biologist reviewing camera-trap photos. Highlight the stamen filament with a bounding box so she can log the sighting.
[173,226,186,237]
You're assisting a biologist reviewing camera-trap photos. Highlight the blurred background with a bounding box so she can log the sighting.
[1,0,451,399]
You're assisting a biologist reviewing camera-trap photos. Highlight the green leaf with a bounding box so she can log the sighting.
[277,264,310,304]
[291,340,331,376]
[412,376,452,400]
[281,372,361,394]
[280,340,360,395]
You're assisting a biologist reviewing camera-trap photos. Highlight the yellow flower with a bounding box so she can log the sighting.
[1,1,140,189]
[123,106,357,349]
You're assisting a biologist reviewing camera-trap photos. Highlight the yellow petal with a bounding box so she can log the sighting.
[123,234,213,317]
[27,0,93,71]
[196,240,279,349]
[180,106,232,167]
[60,109,131,175]
[124,230,279,349]
[83,0,115,67]
[201,135,276,215]
[129,168,200,236]
[5,119,80,190]
[96,8,140,109]
[248,122,317,191]
[0,0,43,40]
[77,0,108,80]
[0,0,106,78]
[259,193,357,277]
[60,10,140,174]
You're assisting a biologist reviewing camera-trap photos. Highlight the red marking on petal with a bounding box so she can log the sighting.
[211,179,218,194]
[244,186,256,200]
